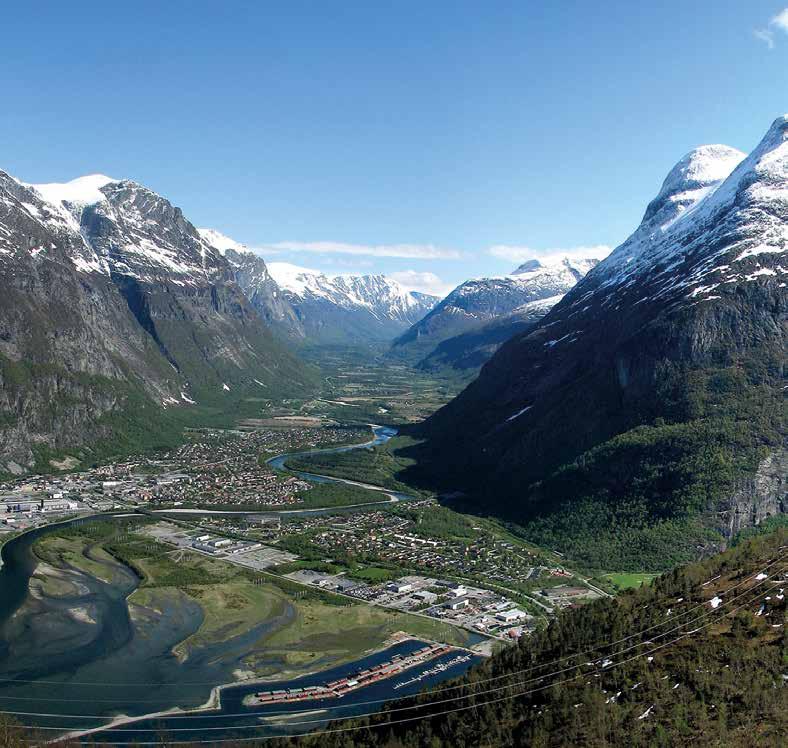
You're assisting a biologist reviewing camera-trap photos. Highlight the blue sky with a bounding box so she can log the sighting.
[2,1,787,295]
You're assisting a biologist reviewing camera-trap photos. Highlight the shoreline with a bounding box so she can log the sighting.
[47,633,447,745]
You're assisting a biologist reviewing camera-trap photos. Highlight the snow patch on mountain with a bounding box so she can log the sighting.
[583,117,787,306]
[197,227,248,255]
[268,261,438,322]
[29,174,118,208]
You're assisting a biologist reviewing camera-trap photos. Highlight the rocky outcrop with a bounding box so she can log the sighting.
[197,229,304,341]
[718,449,788,537]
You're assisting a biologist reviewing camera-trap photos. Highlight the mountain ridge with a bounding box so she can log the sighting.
[267,260,440,345]
[413,115,788,568]
[0,172,315,475]
[195,231,441,346]
[391,255,600,368]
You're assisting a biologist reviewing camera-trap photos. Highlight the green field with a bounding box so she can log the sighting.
[601,571,659,590]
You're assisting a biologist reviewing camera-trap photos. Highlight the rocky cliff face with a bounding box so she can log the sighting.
[718,449,787,538]
[198,228,304,341]
[0,173,314,475]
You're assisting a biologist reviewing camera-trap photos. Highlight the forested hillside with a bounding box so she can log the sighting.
[280,526,787,747]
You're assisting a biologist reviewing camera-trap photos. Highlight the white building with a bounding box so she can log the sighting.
[496,608,527,623]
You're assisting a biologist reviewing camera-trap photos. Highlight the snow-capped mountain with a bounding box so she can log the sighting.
[419,115,787,555]
[198,229,304,341]
[194,234,440,346]
[0,173,313,474]
[391,255,599,364]
[266,262,440,345]
[417,294,563,373]
[22,174,230,284]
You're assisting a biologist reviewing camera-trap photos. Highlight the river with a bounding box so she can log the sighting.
[0,425,480,743]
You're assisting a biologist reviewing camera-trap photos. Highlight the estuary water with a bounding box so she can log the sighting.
[0,426,481,742]
[0,513,296,737]
[92,639,483,745]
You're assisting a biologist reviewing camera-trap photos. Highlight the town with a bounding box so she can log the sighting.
[0,424,603,642]
[0,425,368,537]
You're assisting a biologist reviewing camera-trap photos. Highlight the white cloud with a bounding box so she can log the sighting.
[388,270,455,298]
[488,244,612,265]
[257,240,463,260]
[773,8,788,31]
[754,29,775,49]
[754,7,788,48]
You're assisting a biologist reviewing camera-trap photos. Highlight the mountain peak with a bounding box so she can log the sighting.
[511,255,600,280]
[29,174,119,208]
[511,259,542,274]
[266,262,438,343]
[641,144,746,227]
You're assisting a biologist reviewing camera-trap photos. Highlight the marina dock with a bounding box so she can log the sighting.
[244,643,453,706]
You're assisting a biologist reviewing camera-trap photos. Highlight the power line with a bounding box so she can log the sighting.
[15,562,781,745]
[31,580,779,746]
[9,563,780,721]
[2,546,783,699]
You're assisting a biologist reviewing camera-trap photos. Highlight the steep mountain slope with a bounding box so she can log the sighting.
[198,228,304,341]
[0,173,182,474]
[416,118,787,568]
[285,525,787,748]
[268,262,439,345]
[417,294,562,373]
[0,173,314,475]
[391,256,598,365]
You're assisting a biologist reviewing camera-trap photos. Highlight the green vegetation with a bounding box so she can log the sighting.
[345,565,400,583]
[272,560,345,575]
[293,481,390,509]
[185,482,390,514]
[286,435,425,495]
[31,519,473,685]
[444,360,786,572]
[33,534,122,585]
[601,572,659,591]
[393,503,478,540]
[0,353,185,479]
[282,527,788,748]
[296,346,464,425]
[253,598,471,677]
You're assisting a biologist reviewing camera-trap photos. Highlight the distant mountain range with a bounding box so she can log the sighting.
[416,115,788,569]
[391,256,599,370]
[0,173,315,476]
[198,231,440,346]
[266,262,439,345]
